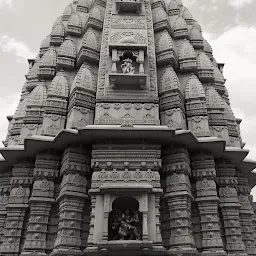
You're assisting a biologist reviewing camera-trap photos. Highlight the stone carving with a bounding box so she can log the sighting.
[1,0,255,256]
[109,209,142,240]
[121,58,135,74]
[110,30,147,45]
[94,103,160,125]
[111,15,146,29]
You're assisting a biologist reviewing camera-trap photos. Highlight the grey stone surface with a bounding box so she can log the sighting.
[0,0,255,255]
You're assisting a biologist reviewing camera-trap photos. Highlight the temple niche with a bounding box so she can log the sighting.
[109,37,147,90]
[108,197,142,241]
[1,0,256,256]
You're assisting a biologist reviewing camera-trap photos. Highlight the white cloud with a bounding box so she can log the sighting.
[0,0,13,8]
[0,35,35,63]
[0,94,20,145]
[227,0,253,8]
[204,26,256,198]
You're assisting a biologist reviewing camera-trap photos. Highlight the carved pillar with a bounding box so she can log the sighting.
[155,194,162,244]
[216,160,247,256]
[87,195,96,246]
[0,176,11,246]
[142,193,149,241]
[252,203,256,251]
[21,152,60,256]
[81,199,91,250]
[160,198,169,248]
[51,147,91,256]
[191,153,226,256]
[162,145,197,255]
[0,161,33,256]
[237,175,256,255]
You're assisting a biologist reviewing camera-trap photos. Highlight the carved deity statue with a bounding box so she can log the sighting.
[110,209,142,240]
[121,58,135,74]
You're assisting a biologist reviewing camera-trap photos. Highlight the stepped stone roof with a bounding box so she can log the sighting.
[68,12,82,28]
[62,4,75,21]
[213,66,225,84]
[197,51,214,71]
[179,39,196,60]
[51,22,65,37]
[48,71,70,98]
[185,74,205,99]
[206,86,225,109]
[155,30,174,53]
[71,63,95,92]
[28,83,47,106]
[58,38,77,59]
[190,26,203,41]
[182,7,193,22]
[160,66,181,93]
[173,17,188,34]
[40,35,50,51]
[40,47,57,67]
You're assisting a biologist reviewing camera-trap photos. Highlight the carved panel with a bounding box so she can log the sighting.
[95,103,160,125]
[111,15,146,29]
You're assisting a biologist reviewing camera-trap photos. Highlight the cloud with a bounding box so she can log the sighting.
[0,94,20,145]
[227,0,253,9]
[0,0,13,8]
[0,35,36,63]
[204,26,256,196]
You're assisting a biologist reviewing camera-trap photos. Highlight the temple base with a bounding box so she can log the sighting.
[85,241,166,256]
[50,249,84,256]
[201,250,227,256]
[168,247,199,256]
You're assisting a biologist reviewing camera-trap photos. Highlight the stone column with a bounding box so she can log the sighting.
[21,152,60,256]
[252,203,256,251]
[0,161,33,256]
[142,193,149,241]
[0,176,11,246]
[237,174,256,255]
[87,195,96,246]
[51,147,91,256]
[155,194,162,244]
[216,160,247,256]
[162,145,197,255]
[192,153,226,256]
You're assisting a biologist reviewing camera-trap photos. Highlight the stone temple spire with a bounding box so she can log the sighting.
[0,0,256,255]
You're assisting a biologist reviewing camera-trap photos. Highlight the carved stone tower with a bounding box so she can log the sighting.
[1,0,256,255]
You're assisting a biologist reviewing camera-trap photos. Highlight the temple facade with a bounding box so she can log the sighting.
[0,0,256,255]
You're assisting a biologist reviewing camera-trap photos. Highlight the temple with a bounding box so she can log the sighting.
[0,0,256,255]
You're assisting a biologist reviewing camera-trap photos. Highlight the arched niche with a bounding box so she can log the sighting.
[108,196,142,241]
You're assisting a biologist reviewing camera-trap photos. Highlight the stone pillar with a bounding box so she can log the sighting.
[0,161,33,256]
[21,152,60,256]
[81,199,91,250]
[252,203,256,251]
[155,194,162,244]
[159,198,169,248]
[0,176,11,246]
[87,195,96,246]
[51,147,91,256]
[162,145,197,255]
[216,160,247,256]
[237,174,256,255]
[191,153,226,256]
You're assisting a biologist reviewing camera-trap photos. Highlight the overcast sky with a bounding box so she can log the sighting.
[0,0,256,195]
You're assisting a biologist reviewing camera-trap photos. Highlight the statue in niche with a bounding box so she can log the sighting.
[110,209,142,240]
[121,58,135,74]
